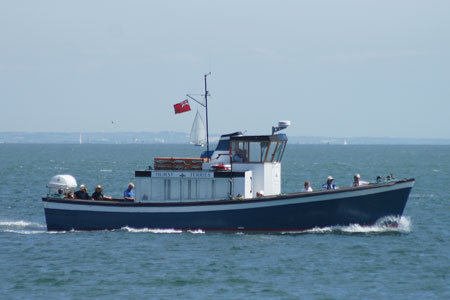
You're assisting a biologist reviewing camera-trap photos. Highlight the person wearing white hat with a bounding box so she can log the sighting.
[322,176,337,190]
[352,174,369,187]
[74,184,90,200]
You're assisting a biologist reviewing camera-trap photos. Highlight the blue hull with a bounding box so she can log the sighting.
[43,180,414,232]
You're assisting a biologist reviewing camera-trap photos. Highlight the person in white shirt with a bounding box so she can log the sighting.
[301,181,313,192]
[352,174,369,187]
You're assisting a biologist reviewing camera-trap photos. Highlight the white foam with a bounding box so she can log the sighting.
[301,227,334,234]
[121,226,182,234]
[283,216,411,235]
[0,220,48,234]
[100,169,112,172]
[2,229,71,235]
[396,216,412,232]
[121,227,205,234]
[187,229,205,234]
[0,220,45,228]
[1,217,410,235]
[3,229,44,235]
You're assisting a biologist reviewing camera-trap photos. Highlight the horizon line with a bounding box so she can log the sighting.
[0,131,449,141]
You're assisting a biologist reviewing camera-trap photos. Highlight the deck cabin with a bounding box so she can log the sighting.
[134,133,288,202]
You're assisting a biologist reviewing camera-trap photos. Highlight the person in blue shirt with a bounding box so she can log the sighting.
[124,183,135,202]
[322,176,337,190]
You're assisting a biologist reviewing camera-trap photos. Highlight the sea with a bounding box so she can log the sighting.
[0,144,449,299]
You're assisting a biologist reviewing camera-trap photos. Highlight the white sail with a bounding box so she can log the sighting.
[190,110,207,146]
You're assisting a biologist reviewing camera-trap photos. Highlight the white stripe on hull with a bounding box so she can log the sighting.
[44,181,414,214]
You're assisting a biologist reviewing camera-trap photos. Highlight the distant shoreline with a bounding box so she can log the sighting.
[1,132,449,145]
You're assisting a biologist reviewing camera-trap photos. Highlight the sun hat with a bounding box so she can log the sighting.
[327,176,333,181]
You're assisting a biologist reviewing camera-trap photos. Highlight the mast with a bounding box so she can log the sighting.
[186,72,212,158]
[204,73,210,158]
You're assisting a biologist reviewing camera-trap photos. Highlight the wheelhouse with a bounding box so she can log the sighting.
[230,134,288,164]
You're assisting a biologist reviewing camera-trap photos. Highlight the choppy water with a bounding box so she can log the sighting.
[0,144,449,299]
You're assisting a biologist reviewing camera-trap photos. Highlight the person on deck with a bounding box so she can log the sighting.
[322,176,337,190]
[124,183,135,202]
[92,185,112,201]
[352,174,369,187]
[301,181,313,192]
[376,176,383,183]
[65,191,74,199]
[74,184,90,200]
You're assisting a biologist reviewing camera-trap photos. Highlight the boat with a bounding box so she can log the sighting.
[41,75,414,232]
[42,125,414,232]
[189,110,207,147]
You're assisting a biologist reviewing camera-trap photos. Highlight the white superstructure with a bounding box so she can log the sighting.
[134,132,288,203]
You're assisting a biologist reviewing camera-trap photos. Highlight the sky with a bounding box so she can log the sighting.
[1,0,450,139]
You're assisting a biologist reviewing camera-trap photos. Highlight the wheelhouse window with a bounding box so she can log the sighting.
[261,141,272,162]
[273,141,286,162]
[249,142,261,162]
[231,135,287,163]
[231,141,248,163]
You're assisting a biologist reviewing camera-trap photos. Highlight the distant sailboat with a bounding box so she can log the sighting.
[79,133,82,145]
[344,140,348,145]
[190,110,207,147]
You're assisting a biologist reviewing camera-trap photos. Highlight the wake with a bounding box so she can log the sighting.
[283,216,411,235]
[0,220,47,235]
[1,216,411,235]
[121,227,205,234]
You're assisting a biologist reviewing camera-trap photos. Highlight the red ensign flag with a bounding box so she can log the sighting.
[174,99,191,114]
